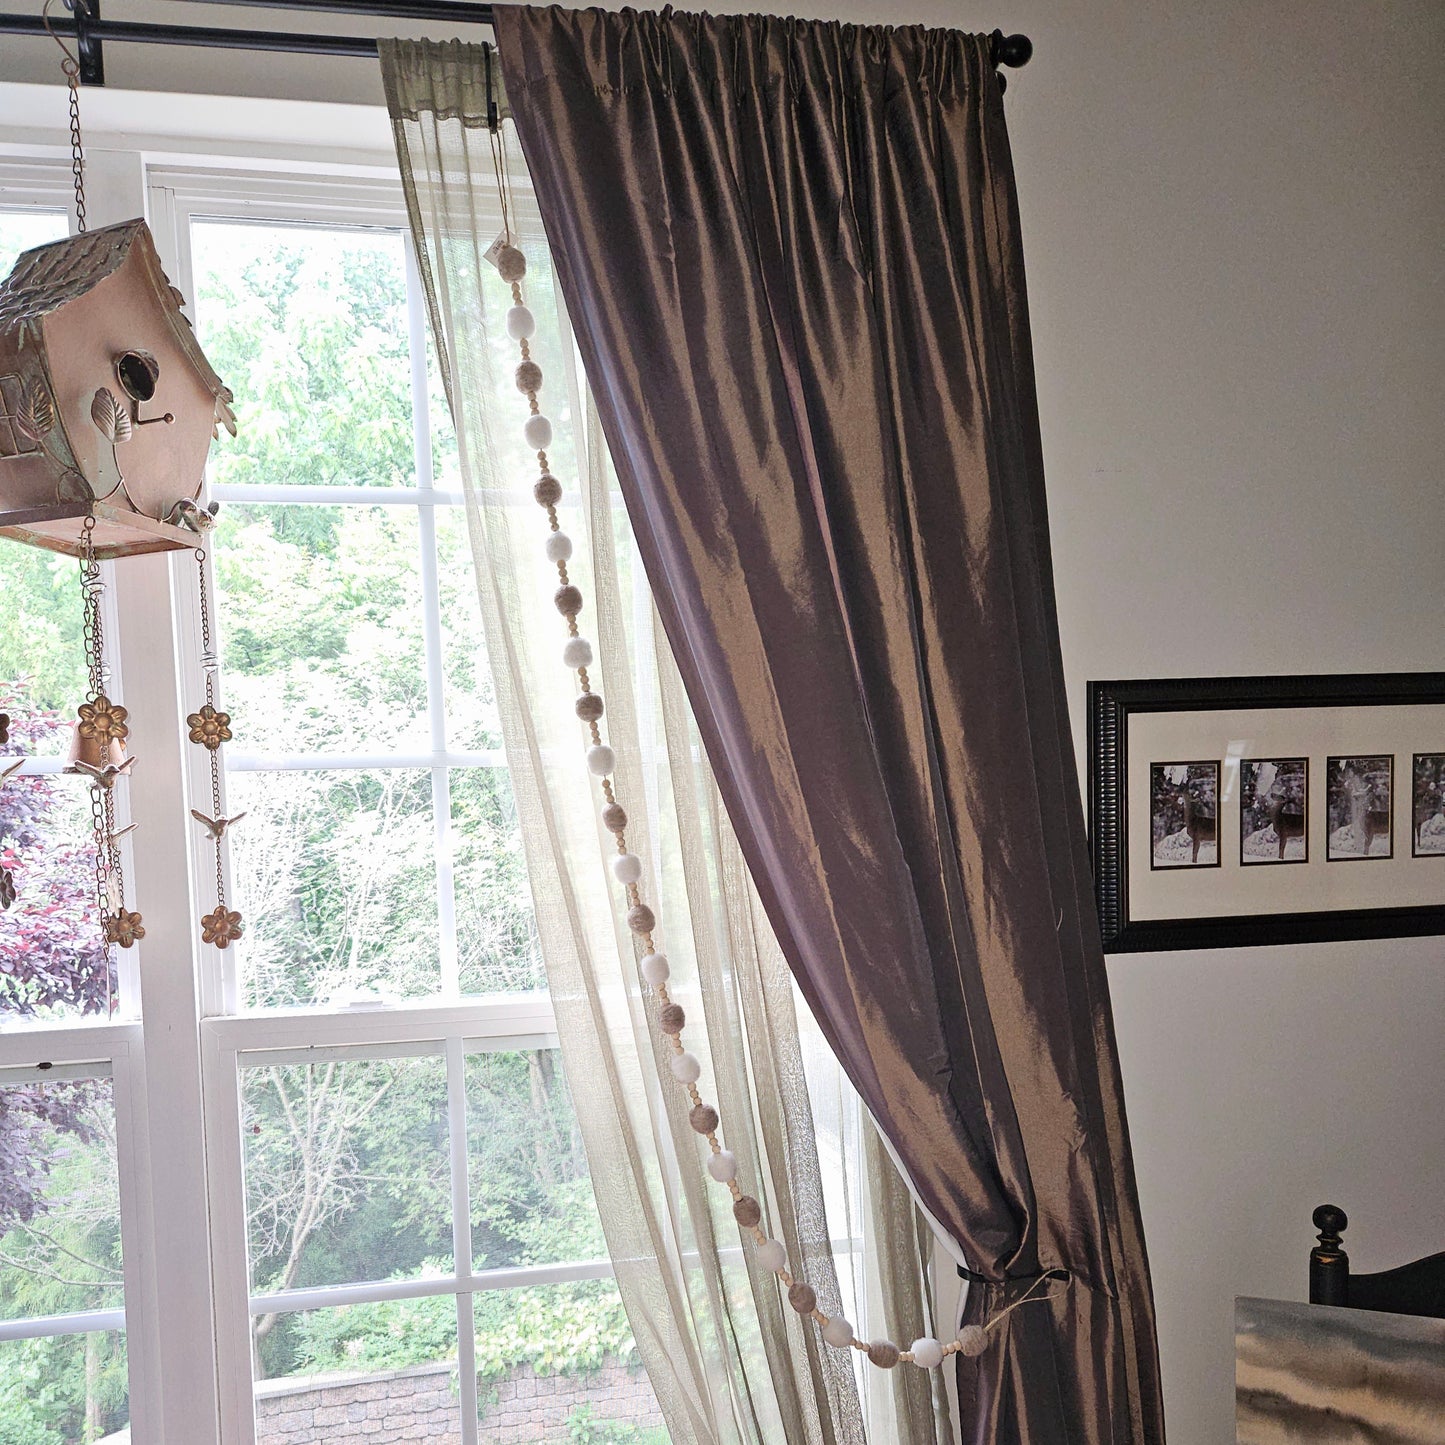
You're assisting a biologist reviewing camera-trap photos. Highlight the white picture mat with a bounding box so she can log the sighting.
[1127,704,1445,921]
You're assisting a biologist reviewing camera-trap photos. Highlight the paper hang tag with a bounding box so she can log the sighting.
[483,233,513,273]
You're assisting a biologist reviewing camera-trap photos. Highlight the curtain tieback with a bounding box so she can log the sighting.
[956,1265,1071,1288]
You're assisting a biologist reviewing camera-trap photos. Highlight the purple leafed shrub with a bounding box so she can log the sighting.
[0,684,113,1227]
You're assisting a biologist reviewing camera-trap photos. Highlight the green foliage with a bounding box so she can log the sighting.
[186,223,540,1008]
[285,1268,634,1384]
[292,1285,458,1375]
[0,1333,127,1445]
[194,223,415,492]
[566,1405,669,1445]
[473,1278,634,1380]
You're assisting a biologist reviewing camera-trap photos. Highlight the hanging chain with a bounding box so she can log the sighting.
[197,549,226,911]
[190,547,240,949]
[78,513,129,942]
[64,55,86,233]
[42,1,88,232]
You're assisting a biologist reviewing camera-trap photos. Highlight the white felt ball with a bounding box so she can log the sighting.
[910,1337,944,1369]
[670,1052,702,1084]
[545,532,573,563]
[612,852,642,884]
[822,1315,853,1349]
[756,1239,787,1274]
[957,1324,988,1358]
[524,414,553,450]
[563,637,593,669]
[587,745,616,776]
[506,305,536,340]
[706,1150,737,1184]
[640,952,669,986]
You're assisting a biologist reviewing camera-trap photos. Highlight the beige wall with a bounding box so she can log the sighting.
[5,3,1442,1441]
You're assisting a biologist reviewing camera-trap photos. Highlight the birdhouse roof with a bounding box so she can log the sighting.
[0,218,235,432]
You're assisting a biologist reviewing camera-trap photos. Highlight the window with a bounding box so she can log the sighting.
[0,149,664,1443]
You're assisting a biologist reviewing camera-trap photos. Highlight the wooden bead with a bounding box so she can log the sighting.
[602,802,628,832]
[788,1282,817,1315]
[555,585,584,618]
[516,360,543,394]
[534,474,562,507]
[627,903,656,935]
[496,244,526,283]
[733,1195,762,1228]
[658,1002,685,1034]
[689,1103,719,1135]
[866,1339,900,1369]
[575,693,604,722]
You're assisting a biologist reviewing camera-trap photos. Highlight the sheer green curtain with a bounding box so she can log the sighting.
[380,37,949,1445]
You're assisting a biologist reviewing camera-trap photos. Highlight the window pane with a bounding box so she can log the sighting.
[191,221,414,490]
[452,768,541,996]
[0,1332,129,1445]
[474,1284,664,1442]
[435,504,500,754]
[228,766,439,1008]
[466,1050,597,1270]
[0,1078,122,1317]
[253,1301,461,1444]
[215,503,428,756]
[0,207,67,278]
[0,754,115,1021]
[243,1053,452,1296]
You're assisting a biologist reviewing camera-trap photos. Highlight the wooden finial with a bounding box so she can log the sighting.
[1310,1203,1350,1305]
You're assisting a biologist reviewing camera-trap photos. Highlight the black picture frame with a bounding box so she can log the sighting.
[1088,673,1445,952]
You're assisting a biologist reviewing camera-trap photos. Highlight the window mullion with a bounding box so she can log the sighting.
[408,236,462,1000]
[447,1037,480,1445]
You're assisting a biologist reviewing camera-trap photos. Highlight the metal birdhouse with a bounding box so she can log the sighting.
[0,218,236,558]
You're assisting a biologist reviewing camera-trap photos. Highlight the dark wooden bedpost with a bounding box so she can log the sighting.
[1310,1204,1350,1305]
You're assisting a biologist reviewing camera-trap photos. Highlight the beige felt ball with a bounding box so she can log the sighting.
[628,903,656,935]
[787,1282,817,1315]
[658,1002,685,1034]
[602,802,628,833]
[533,474,563,507]
[516,360,543,394]
[575,693,604,722]
[689,1103,719,1135]
[496,244,527,283]
[957,1324,988,1358]
[554,585,584,618]
[732,1195,762,1228]
[866,1339,901,1369]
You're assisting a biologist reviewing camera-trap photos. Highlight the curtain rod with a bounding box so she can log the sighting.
[0,0,1032,89]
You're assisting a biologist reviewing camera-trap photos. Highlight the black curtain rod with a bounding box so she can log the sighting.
[0,0,1032,89]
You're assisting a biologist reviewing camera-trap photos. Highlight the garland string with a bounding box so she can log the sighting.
[489,230,1062,1375]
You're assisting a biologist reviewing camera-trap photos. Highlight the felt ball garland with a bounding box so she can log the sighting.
[492,233,1059,1374]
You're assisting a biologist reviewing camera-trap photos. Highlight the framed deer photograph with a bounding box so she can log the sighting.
[1088,673,1445,951]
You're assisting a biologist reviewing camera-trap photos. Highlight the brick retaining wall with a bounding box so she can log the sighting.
[248,1356,663,1443]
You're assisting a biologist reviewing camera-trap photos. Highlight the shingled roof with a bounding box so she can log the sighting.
[0,218,236,437]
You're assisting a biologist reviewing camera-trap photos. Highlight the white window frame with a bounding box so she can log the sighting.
[0,107,612,1445]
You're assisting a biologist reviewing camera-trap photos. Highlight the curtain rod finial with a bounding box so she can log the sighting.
[989,31,1033,70]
